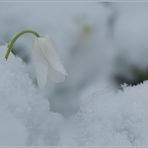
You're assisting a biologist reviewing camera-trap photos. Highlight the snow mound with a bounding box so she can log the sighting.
[61,82,148,146]
[0,45,63,145]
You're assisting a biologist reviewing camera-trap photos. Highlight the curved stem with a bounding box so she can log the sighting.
[5,30,40,60]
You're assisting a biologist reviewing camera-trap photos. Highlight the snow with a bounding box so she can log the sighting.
[60,82,148,146]
[0,45,64,145]
[3,46,148,146]
[0,109,27,145]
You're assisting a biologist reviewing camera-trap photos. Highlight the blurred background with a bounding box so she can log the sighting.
[0,2,148,117]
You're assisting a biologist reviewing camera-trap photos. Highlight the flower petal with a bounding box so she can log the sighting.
[32,38,49,88]
[36,35,68,77]
[47,63,66,83]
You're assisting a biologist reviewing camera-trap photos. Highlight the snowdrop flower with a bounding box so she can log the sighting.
[32,35,68,88]
[5,30,68,88]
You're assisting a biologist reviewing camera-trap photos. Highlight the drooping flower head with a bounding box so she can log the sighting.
[5,30,68,88]
[32,35,68,88]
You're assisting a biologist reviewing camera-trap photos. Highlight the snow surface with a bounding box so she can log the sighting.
[0,45,64,145]
[60,82,148,146]
[1,44,148,146]
[0,109,27,145]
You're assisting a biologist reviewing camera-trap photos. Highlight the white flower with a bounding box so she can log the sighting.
[32,35,68,88]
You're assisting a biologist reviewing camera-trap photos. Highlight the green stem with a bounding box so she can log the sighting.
[5,30,40,60]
